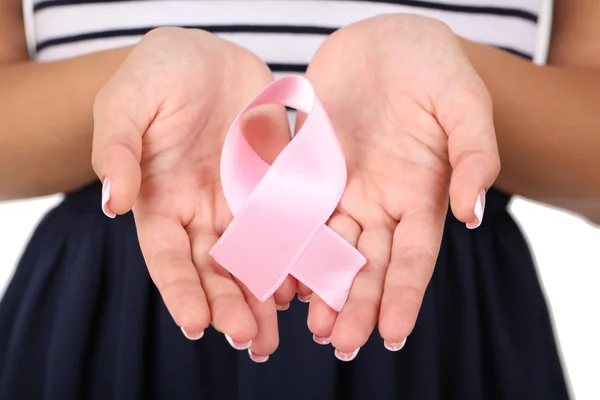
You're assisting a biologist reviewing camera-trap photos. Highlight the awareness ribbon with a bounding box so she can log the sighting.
[209,75,366,311]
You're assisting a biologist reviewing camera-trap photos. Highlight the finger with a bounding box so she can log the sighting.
[92,79,154,217]
[330,226,392,361]
[134,212,210,338]
[237,281,279,363]
[307,211,361,345]
[297,282,313,303]
[378,207,445,350]
[307,296,336,345]
[435,75,500,228]
[241,103,292,164]
[293,110,307,134]
[187,227,257,348]
[273,275,296,311]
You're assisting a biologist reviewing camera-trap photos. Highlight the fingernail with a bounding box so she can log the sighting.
[225,333,252,350]
[276,303,290,311]
[313,334,331,345]
[180,327,204,341]
[384,337,407,352]
[334,347,360,362]
[101,178,116,218]
[466,189,486,229]
[298,293,312,303]
[247,349,269,363]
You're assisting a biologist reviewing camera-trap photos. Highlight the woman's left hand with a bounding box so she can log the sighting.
[298,14,500,360]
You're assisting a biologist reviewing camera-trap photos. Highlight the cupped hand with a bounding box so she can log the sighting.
[91,27,296,361]
[299,15,500,360]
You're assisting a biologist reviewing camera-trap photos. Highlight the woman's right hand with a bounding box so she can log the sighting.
[91,27,293,362]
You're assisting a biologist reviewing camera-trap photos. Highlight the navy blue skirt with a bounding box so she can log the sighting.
[0,182,570,399]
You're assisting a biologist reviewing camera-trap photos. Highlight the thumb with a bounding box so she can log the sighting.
[241,103,292,164]
[91,79,154,218]
[436,79,501,229]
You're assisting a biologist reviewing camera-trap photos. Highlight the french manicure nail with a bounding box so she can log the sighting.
[384,337,407,352]
[225,333,252,350]
[313,334,331,345]
[247,349,269,363]
[466,189,486,229]
[101,178,116,218]
[298,293,312,303]
[181,327,204,341]
[276,303,290,311]
[334,347,360,362]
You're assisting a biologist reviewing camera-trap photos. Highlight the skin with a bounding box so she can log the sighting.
[297,15,498,357]
[0,0,599,362]
[0,0,130,198]
[93,28,295,360]
[462,4,600,222]
[0,0,598,212]
[92,20,497,362]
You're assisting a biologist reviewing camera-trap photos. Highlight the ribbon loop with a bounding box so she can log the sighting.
[209,76,366,311]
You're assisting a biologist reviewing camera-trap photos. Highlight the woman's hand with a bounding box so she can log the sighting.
[91,27,294,362]
[299,15,500,360]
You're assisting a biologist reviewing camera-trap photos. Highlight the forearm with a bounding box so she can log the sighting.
[461,39,600,220]
[0,46,131,200]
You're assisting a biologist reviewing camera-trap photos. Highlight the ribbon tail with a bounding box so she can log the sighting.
[291,225,366,311]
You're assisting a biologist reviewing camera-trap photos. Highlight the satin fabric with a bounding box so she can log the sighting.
[212,76,365,310]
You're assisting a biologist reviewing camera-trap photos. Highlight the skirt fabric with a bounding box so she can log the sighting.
[0,182,570,400]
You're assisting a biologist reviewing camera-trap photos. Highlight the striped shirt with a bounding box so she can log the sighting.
[23,0,554,75]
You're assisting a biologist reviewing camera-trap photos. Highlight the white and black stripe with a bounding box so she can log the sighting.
[31,0,542,17]
[24,0,552,72]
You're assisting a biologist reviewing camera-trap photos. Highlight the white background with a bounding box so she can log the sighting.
[1,195,599,398]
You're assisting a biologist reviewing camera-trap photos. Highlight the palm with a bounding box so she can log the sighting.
[336,97,451,228]
[301,15,499,359]
[93,28,292,359]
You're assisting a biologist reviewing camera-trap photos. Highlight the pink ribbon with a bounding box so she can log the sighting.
[209,75,366,311]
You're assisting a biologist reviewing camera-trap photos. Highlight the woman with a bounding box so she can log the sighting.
[1,0,598,399]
